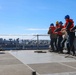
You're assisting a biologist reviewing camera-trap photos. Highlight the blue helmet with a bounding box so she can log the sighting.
[50,23,54,26]
[65,15,70,19]
[59,21,63,24]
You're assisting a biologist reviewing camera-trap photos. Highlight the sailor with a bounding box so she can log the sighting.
[64,15,75,56]
[48,23,57,52]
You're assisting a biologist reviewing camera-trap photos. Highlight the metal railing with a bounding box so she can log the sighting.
[0,34,50,50]
[0,34,76,50]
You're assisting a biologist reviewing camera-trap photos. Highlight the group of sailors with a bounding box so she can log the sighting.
[48,15,76,56]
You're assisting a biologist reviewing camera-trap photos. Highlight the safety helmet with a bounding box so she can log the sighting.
[59,21,63,24]
[50,23,54,26]
[56,21,59,24]
[65,15,70,19]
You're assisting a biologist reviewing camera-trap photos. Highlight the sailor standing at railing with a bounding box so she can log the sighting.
[48,23,57,52]
[55,21,64,53]
[64,15,75,56]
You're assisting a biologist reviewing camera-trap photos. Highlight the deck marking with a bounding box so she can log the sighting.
[9,52,40,75]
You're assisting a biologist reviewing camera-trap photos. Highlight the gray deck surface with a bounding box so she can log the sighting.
[0,51,32,75]
[0,50,76,75]
[9,50,76,75]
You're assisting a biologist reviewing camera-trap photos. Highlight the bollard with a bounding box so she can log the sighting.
[32,71,36,75]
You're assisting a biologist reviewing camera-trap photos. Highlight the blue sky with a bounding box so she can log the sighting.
[0,0,76,35]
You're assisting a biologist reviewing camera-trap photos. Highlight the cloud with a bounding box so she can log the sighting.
[0,34,49,40]
[25,28,48,31]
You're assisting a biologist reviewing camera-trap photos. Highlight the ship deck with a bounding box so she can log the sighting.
[0,50,76,75]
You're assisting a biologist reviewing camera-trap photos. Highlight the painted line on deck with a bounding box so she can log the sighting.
[9,52,40,75]
[40,71,76,75]
[59,62,76,70]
